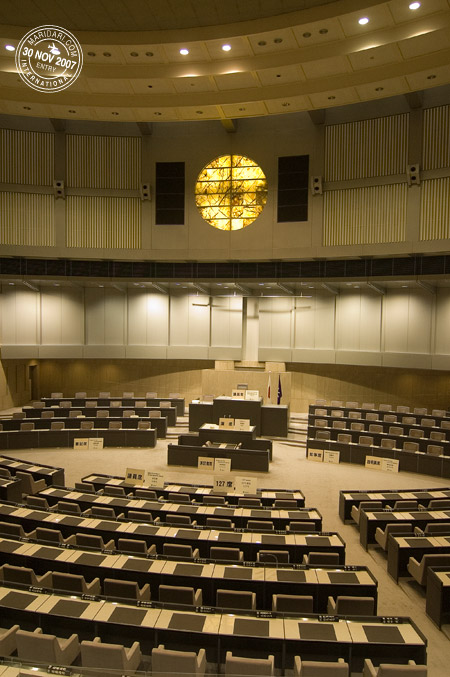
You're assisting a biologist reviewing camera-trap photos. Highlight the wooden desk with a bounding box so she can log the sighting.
[339,488,450,522]
[359,509,450,550]
[426,566,450,628]
[0,455,65,486]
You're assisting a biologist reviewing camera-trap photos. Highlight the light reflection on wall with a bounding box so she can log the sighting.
[195,154,267,231]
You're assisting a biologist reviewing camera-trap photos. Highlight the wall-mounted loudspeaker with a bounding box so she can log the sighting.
[53,179,65,199]
[140,183,151,200]
[406,163,420,186]
[310,176,323,196]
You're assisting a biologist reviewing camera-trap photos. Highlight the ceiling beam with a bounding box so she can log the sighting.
[404,91,423,110]
[308,109,326,125]
[49,118,66,132]
[137,122,153,135]
[220,118,237,133]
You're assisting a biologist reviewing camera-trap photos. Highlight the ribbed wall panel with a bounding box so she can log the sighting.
[323,184,407,246]
[66,196,141,248]
[420,177,450,240]
[0,192,55,246]
[66,135,141,189]
[423,105,450,170]
[325,114,408,181]
[0,129,53,185]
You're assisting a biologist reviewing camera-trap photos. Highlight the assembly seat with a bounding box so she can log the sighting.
[216,589,256,611]
[414,522,450,536]
[246,519,274,531]
[375,523,413,551]
[0,521,29,539]
[15,471,46,495]
[225,651,274,676]
[392,500,418,510]
[168,492,191,503]
[26,495,49,509]
[274,499,298,509]
[327,595,375,615]
[272,594,313,613]
[118,538,156,555]
[74,532,115,551]
[1,563,52,589]
[86,505,124,520]
[203,495,227,505]
[56,500,82,515]
[103,485,129,497]
[0,624,19,656]
[33,527,76,546]
[134,488,158,499]
[303,552,340,566]
[127,510,156,522]
[52,571,101,596]
[163,543,199,559]
[407,553,450,585]
[165,513,197,526]
[256,549,290,564]
[205,517,234,529]
[294,656,349,675]
[238,497,262,507]
[16,628,80,666]
[363,659,427,676]
[210,546,243,562]
[151,645,206,677]
[104,578,150,602]
[74,482,97,493]
[81,637,142,674]
[159,584,202,606]
[351,501,383,525]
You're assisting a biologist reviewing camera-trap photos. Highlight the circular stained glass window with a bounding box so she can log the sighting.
[195,154,268,231]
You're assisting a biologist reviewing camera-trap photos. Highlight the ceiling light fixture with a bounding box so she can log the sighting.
[274,37,283,43]
[130,52,138,57]
[319,28,328,34]
[303,32,311,38]
[103,52,111,57]
[257,40,266,46]
[222,44,231,52]
[180,48,189,55]
[87,51,96,56]
[409,2,421,9]
[358,17,369,25]
[375,86,384,91]
[146,52,154,57]
[5,44,15,51]
[68,110,76,113]
[328,95,335,100]
[427,74,436,80]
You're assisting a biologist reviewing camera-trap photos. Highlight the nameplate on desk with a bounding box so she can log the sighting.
[199,457,215,470]
[235,476,257,494]
[213,474,235,492]
[124,468,146,485]
[245,390,259,401]
[74,438,89,450]
[235,418,251,431]
[147,471,165,488]
[381,458,399,473]
[308,449,324,462]
[214,457,231,473]
[365,455,383,470]
[219,418,235,428]
[232,390,246,399]
[324,450,340,464]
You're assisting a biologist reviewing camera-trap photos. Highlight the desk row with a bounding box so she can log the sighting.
[0,429,157,450]
[36,486,320,530]
[0,536,375,613]
[310,426,449,454]
[0,503,345,563]
[0,584,426,672]
[40,395,185,416]
[307,439,450,480]
[1,416,167,438]
[0,455,64,486]
[24,406,177,426]
[82,473,306,507]
[339,487,450,521]
[310,403,447,423]
[357,506,450,549]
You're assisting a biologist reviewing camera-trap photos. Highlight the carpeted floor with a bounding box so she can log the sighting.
[1,412,450,675]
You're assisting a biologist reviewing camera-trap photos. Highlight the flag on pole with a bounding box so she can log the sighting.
[277,374,282,405]
[267,373,272,403]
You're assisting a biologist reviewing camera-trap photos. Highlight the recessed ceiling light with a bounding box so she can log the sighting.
[146,51,154,57]
[257,40,266,46]
[148,85,153,88]
[196,110,203,114]
[274,37,283,43]
[87,51,96,57]
[328,95,335,100]
[68,109,76,113]
[375,86,384,91]
[427,74,436,80]
[154,111,162,116]
[409,2,420,9]
[239,107,246,111]
[282,102,290,107]
[5,44,15,51]
[180,48,189,55]
[111,111,119,115]
[276,74,281,78]
[23,106,31,110]
[302,32,311,38]
[103,52,111,57]
[222,44,231,52]
[319,28,328,35]
[130,52,138,57]
[358,17,369,25]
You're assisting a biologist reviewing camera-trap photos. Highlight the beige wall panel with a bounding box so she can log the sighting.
[384,289,433,355]
[259,297,293,348]
[0,359,33,409]
[294,295,335,350]
[420,177,450,240]
[40,287,84,345]
[127,291,169,346]
[323,184,407,246]
[435,288,450,355]
[1,288,39,345]
[66,196,141,249]
[169,296,210,347]
[336,292,381,352]
[325,113,408,181]
[384,290,411,353]
[210,297,243,349]
[38,346,84,358]
[422,104,450,170]
[85,288,126,345]
[66,134,141,189]
[0,193,55,246]
[0,129,53,185]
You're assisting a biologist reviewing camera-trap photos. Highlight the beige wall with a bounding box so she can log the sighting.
[0,359,34,409]
[289,363,450,413]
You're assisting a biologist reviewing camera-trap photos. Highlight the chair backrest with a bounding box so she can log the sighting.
[361,403,375,409]
[424,522,450,534]
[20,422,34,431]
[166,514,192,527]
[99,392,110,398]
[52,571,86,594]
[75,533,105,549]
[272,594,314,613]
[85,400,97,408]
[16,629,60,663]
[74,482,95,493]
[350,422,364,431]
[427,445,443,456]
[123,410,135,417]
[146,392,157,398]
[397,405,410,413]
[331,410,344,418]
[314,408,327,416]
[42,410,54,419]
[81,639,137,669]
[26,496,49,509]
[103,485,126,497]
[0,467,11,478]
[384,414,397,423]
[203,495,226,505]
[333,595,375,615]
[51,421,65,430]
[296,658,349,675]
[238,497,261,507]
[13,412,26,419]
[389,426,404,436]
[316,430,330,440]
[330,400,343,407]
[332,420,346,429]
[442,420,450,429]
[346,401,359,408]
[0,521,26,538]
[168,492,191,504]
[57,501,81,515]
[421,418,435,427]
[123,392,134,398]
[138,421,150,429]
[134,488,158,499]
[109,421,121,429]
[35,527,63,544]
[3,563,34,586]
[69,410,82,417]
[403,441,419,452]
[428,499,450,509]
[225,652,274,676]
[366,412,379,421]
[15,471,34,493]
[409,428,424,438]
[206,517,233,529]
[379,403,392,411]
[135,400,146,407]
[414,407,428,415]
[75,392,87,398]
[216,589,256,610]
[306,552,340,565]
[118,538,148,555]
[159,584,196,605]
[210,546,243,561]
[32,401,45,408]
[152,645,203,677]
[149,411,162,417]
[288,521,316,532]
[359,501,383,512]
[376,663,427,676]
[110,400,122,407]
[91,506,116,519]
[128,510,153,522]
[80,421,94,430]
[315,419,327,428]
[274,499,298,509]
[348,411,360,419]
[432,409,446,417]
[393,500,418,510]
[359,436,373,446]
[61,401,72,408]
[430,431,445,441]
[104,578,141,601]
[381,438,396,449]
[368,424,383,433]
[163,543,194,558]
[315,399,327,405]
[257,549,290,564]
[247,520,274,531]
[96,410,109,418]
[337,433,352,444]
